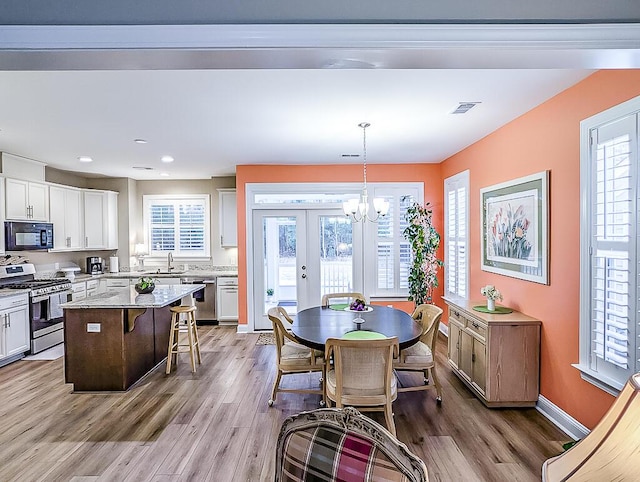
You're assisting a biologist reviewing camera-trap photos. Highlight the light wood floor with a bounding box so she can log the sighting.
[0,326,569,481]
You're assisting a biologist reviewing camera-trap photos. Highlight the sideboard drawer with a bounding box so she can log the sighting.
[466,318,487,339]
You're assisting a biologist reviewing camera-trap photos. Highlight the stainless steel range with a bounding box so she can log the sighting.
[0,264,71,353]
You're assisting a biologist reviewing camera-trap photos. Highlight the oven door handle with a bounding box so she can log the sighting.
[32,291,71,303]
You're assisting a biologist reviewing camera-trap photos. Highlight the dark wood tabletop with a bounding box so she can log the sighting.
[291,305,422,351]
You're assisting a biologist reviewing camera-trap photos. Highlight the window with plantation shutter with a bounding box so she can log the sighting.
[444,171,469,299]
[578,100,640,394]
[366,186,420,297]
[143,195,210,258]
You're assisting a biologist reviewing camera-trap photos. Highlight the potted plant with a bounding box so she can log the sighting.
[403,200,443,305]
[266,288,274,301]
[134,276,156,294]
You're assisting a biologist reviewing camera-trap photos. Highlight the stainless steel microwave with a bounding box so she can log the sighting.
[5,221,54,251]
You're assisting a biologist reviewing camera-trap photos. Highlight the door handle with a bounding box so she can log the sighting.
[301,265,306,270]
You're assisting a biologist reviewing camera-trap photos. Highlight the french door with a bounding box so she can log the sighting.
[252,208,361,330]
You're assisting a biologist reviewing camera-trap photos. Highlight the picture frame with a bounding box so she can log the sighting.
[480,170,549,284]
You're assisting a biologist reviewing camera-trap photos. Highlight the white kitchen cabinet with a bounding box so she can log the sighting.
[49,185,84,250]
[71,281,87,301]
[218,189,237,247]
[0,178,5,255]
[106,191,118,249]
[0,293,30,364]
[105,278,129,289]
[5,178,49,221]
[216,276,238,323]
[83,190,107,249]
[154,277,182,285]
[87,279,101,296]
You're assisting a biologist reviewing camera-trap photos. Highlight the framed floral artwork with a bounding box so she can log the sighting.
[480,170,549,284]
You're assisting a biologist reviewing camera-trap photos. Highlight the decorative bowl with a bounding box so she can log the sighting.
[134,282,155,294]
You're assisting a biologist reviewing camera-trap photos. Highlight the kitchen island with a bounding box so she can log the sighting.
[62,285,202,391]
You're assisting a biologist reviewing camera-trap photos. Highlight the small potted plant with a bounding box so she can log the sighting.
[480,285,502,311]
[135,276,156,294]
[266,288,274,301]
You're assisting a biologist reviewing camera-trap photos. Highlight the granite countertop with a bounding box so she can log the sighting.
[0,288,31,298]
[62,270,238,282]
[61,284,202,309]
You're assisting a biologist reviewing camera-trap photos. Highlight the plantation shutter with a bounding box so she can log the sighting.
[444,171,469,299]
[146,195,209,258]
[588,115,638,383]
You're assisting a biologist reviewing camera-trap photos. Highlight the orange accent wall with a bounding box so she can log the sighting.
[235,162,444,323]
[442,69,640,429]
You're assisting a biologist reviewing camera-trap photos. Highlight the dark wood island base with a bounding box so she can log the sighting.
[62,285,202,392]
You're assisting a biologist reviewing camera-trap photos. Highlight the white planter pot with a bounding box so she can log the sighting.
[487,298,495,311]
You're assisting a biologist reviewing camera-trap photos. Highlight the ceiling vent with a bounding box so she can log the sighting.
[341,154,360,158]
[451,102,481,114]
[132,166,154,170]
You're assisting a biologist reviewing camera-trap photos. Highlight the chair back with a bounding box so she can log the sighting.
[268,307,294,363]
[321,292,366,307]
[326,336,398,404]
[412,304,443,353]
[276,407,429,482]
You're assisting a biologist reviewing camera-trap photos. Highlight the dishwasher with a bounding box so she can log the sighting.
[181,278,217,323]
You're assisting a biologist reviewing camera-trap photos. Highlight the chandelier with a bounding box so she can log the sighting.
[342,122,390,223]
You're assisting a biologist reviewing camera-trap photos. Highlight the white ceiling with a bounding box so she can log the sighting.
[2,23,639,180]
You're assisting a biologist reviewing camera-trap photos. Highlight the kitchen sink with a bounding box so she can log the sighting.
[147,269,185,275]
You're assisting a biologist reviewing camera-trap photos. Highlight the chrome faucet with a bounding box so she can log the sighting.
[167,252,174,272]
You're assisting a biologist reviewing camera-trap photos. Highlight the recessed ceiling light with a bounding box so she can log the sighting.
[160,172,170,177]
[161,155,174,163]
[78,156,93,163]
[134,139,148,144]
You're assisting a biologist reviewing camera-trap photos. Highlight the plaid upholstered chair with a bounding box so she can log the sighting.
[267,307,325,407]
[321,292,366,308]
[324,336,399,435]
[393,304,443,402]
[275,407,429,482]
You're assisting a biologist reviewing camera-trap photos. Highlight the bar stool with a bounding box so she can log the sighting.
[166,305,201,373]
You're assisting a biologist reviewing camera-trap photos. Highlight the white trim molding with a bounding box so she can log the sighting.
[536,395,590,441]
[1,24,640,70]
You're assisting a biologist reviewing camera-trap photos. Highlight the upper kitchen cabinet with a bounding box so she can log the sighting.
[0,153,49,222]
[5,178,49,221]
[218,189,237,247]
[49,185,83,250]
[83,190,118,250]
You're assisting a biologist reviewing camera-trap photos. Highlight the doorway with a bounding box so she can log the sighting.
[252,208,362,330]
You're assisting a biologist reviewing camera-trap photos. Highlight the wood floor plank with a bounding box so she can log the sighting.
[0,326,571,481]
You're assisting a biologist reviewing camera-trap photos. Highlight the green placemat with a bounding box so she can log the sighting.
[329,303,349,311]
[473,305,513,314]
[342,331,386,340]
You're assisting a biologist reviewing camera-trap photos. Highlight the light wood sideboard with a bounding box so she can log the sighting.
[443,297,541,407]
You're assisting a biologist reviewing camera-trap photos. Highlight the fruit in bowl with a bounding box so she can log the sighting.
[349,298,367,311]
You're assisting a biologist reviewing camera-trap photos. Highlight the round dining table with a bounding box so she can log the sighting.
[291,305,422,351]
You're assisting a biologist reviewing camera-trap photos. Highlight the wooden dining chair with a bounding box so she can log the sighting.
[276,407,429,482]
[393,304,443,402]
[267,307,325,407]
[324,336,399,435]
[321,292,366,307]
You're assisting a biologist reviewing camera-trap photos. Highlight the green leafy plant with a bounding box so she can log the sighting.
[136,277,155,290]
[266,288,274,297]
[403,200,443,305]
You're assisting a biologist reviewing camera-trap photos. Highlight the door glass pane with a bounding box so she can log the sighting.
[318,215,353,298]
[263,217,298,316]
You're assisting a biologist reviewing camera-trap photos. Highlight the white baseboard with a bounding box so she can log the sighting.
[441,321,587,441]
[236,324,249,334]
[536,394,590,441]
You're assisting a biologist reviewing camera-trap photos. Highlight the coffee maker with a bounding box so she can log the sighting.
[86,257,104,275]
